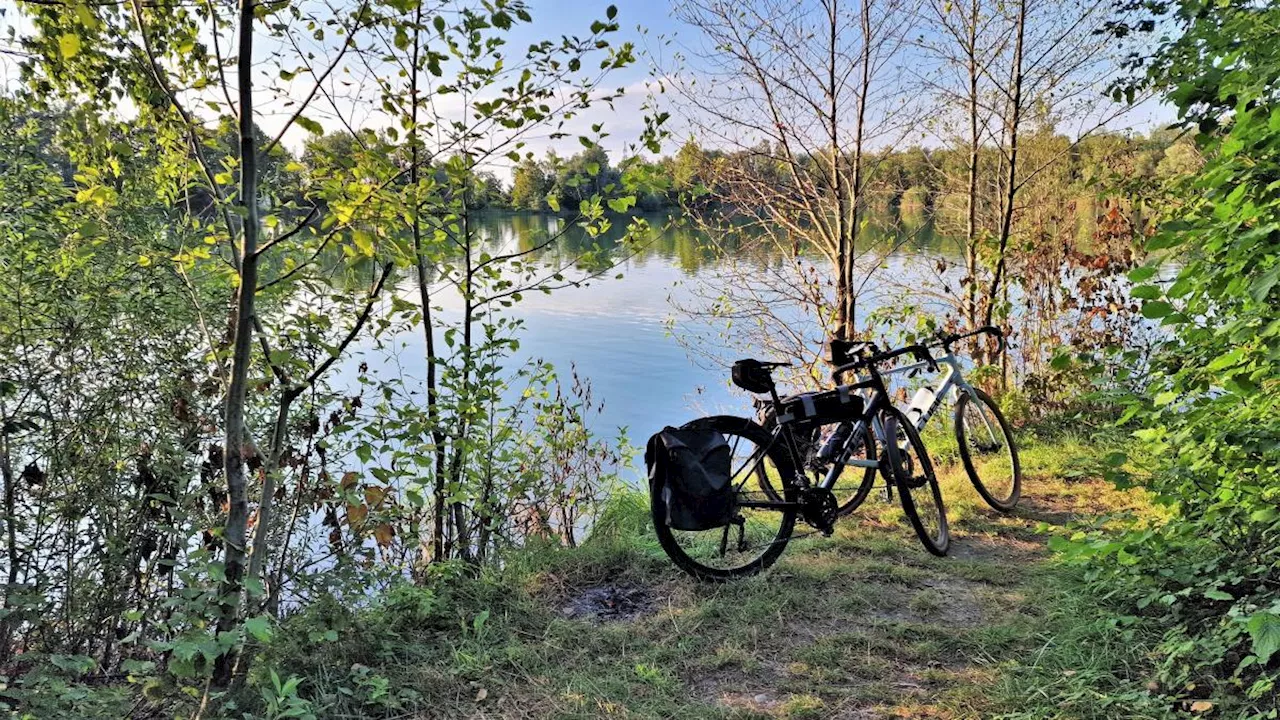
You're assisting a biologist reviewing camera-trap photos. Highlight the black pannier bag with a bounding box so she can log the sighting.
[646,427,735,531]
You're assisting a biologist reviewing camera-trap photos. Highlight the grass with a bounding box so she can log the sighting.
[227,417,1177,719]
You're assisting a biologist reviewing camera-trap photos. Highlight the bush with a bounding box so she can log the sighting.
[1061,0,1280,715]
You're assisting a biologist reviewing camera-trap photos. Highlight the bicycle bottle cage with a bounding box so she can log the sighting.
[731,359,775,394]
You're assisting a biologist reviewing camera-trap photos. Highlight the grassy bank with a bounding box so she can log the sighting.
[238,420,1165,720]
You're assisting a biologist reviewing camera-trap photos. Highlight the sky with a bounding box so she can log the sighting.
[0,0,1177,178]
[491,0,1177,172]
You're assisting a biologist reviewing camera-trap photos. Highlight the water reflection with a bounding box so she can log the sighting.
[350,210,952,447]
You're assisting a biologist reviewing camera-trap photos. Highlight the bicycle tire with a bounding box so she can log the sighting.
[954,387,1022,512]
[651,416,798,581]
[884,407,950,556]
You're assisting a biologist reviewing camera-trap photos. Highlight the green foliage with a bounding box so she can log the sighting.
[2,0,665,710]
[1060,1,1280,714]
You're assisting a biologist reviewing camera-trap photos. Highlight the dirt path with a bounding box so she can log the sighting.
[494,440,1147,720]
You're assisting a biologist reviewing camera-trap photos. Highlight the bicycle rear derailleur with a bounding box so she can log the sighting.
[799,487,838,536]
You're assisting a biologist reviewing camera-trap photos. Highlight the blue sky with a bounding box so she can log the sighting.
[0,0,1175,171]
[499,0,1175,163]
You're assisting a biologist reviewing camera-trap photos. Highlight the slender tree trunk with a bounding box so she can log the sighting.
[449,216,474,563]
[965,0,980,329]
[0,429,16,665]
[405,10,448,564]
[984,0,1025,339]
[245,392,296,615]
[211,0,260,688]
[844,0,873,340]
[827,0,853,341]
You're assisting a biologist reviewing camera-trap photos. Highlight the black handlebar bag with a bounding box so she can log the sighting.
[645,427,734,531]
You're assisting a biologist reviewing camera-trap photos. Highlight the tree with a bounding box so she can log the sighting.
[671,138,706,194]
[914,0,1138,366]
[349,1,661,566]
[665,0,922,378]
[1061,0,1280,709]
[510,156,551,210]
[18,0,400,694]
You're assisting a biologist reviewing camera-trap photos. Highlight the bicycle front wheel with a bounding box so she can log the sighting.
[884,408,950,556]
[954,388,1021,512]
[651,416,798,581]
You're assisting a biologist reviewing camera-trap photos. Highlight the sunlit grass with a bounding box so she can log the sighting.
[239,416,1165,720]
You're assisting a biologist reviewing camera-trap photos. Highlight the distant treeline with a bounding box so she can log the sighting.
[13,112,1198,225]
[502,130,1198,216]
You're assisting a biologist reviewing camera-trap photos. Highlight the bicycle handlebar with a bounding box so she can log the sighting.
[832,342,937,378]
[935,325,1004,354]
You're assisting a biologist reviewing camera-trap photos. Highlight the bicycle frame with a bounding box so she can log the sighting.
[730,367,899,512]
[721,339,989,513]
[851,350,1004,443]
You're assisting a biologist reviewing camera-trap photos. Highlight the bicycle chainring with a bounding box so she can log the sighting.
[799,487,838,535]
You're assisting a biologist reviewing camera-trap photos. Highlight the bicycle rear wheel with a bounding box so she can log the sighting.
[884,408,950,556]
[754,422,877,515]
[954,387,1021,512]
[832,423,878,515]
[651,416,798,581]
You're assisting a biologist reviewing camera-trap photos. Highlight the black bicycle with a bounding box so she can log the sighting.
[651,341,950,581]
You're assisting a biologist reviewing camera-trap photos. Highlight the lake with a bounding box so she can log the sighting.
[340,210,955,452]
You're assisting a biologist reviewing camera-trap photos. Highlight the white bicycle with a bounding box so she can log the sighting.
[776,327,1021,518]
[884,326,1021,512]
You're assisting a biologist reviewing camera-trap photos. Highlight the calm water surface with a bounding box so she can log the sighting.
[342,211,952,450]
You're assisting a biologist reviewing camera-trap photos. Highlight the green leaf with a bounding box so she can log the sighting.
[59,33,82,59]
[295,116,324,135]
[1141,300,1173,319]
[245,615,273,643]
[1251,506,1278,523]
[1245,612,1280,664]
[1127,266,1157,282]
[353,230,374,257]
[1250,265,1280,303]
[606,195,636,213]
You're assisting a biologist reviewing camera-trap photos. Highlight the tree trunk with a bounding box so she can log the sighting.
[245,393,296,613]
[211,0,260,688]
[446,205,475,564]
[984,0,1025,340]
[0,429,16,666]
[827,0,853,342]
[965,0,980,329]
[844,0,873,341]
[406,10,449,565]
